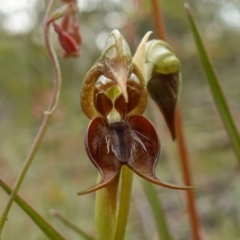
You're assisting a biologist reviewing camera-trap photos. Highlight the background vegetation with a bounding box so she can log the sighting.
[0,0,240,239]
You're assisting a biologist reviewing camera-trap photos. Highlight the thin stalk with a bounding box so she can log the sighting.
[50,210,96,240]
[95,173,119,240]
[0,0,61,234]
[150,0,166,39]
[142,182,172,240]
[149,0,202,239]
[175,108,202,240]
[114,166,134,240]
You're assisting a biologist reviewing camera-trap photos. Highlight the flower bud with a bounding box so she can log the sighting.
[53,22,80,58]
[145,40,181,139]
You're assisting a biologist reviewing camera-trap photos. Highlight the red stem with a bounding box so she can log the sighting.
[150,0,166,39]
[149,0,202,239]
[175,108,201,240]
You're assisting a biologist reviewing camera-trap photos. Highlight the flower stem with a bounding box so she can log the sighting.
[95,173,119,240]
[0,0,61,235]
[149,0,202,239]
[114,166,134,240]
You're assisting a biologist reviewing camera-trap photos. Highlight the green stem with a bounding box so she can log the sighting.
[95,174,119,240]
[142,182,172,240]
[50,210,96,240]
[185,3,240,164]
[114,166,134,240]
[0,0,61,234]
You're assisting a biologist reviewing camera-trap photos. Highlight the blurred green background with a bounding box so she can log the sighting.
[0,0,240,239]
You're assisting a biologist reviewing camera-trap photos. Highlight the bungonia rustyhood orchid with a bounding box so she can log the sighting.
[78,30,192,195]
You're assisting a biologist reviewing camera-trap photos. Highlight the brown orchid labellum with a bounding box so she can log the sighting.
[78,30,192,195]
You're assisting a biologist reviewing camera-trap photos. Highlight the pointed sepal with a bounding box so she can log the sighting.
[126,115,193,190]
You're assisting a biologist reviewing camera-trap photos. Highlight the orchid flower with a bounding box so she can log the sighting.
[78,30,192,195]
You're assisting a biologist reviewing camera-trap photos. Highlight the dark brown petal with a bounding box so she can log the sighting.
[147,72,179,140]
[78,117,121,195]
[94,91,113,117]
[114,81,141,117]
[127,115,193,190]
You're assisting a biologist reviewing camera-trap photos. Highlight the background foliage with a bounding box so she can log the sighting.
[0,0,240,239]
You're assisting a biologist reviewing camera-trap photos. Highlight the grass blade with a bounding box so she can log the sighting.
[0,178,66,240]
[50,209,96,240]
[142,181,172,240]
[185,3,240,164]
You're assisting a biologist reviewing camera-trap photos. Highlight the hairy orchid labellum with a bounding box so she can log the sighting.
[145,40,181,140]
[78,30,192,195]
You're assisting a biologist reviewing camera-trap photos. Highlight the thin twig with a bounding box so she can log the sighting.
[149,0,202,239]
[0,0,61,234]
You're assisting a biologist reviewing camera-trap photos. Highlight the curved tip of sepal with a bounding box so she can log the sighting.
[77,173,119,195]
[130,166,194,190]
[77,185,105,196]
[144,175,193,190]
[145,176,195,190]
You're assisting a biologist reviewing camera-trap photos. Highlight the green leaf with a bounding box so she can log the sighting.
[142,182,172,240]
[0,178,66,240]
[185,3,240,164]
